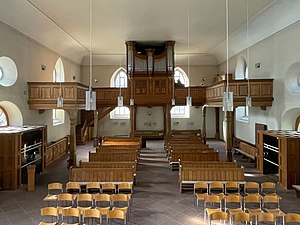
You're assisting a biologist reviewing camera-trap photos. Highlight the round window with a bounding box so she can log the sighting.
[0,67,3,80]
[0,56,18,87]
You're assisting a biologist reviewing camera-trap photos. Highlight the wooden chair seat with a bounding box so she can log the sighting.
[58,206,72,215]
[38,222,57,225]
[61,223,79,225]
[43,194,58,202]
[266,208,285,217]
[247,208,263,216]
[284,213,300,223]
[206,208,222,216]
[227,208,243,215]
[96,207,111,216]
[78,206,92,215]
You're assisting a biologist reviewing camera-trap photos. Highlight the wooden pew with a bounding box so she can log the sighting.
[170,129,201,137]
[89,151,137,162]
[234,141,257,161]
[69,167,134,183]
[179,161,237,168]
[179,167,245,192]
[169,150,219,170]
[102,136,142,145]
[79,161,137,171]
[96,146,140,154]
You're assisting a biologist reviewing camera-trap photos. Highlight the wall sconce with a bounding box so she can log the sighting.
[94,78,98,83]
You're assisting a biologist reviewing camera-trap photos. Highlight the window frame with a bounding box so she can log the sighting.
[171,67,190,119]
[0,106,9,127]
[52,57,65,126]
[110,67,130,120]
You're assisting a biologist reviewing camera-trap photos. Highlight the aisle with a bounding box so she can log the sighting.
[129,140,203,225]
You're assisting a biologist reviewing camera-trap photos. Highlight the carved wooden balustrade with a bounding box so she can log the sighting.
[94,87,129,107]
[27,82,88,110]
[206,79,274,109]
[174,87,206,106]
[27,79,274,109]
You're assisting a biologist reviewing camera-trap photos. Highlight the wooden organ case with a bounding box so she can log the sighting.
[126,41,175,105]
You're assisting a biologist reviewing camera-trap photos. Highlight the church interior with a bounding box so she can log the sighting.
[1,0,300,224]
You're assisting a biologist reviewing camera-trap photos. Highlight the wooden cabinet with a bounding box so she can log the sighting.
[45,137,68,168]
[0,126,46,190]
[257,130,300,189]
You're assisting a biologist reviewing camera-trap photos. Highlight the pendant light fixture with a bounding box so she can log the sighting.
[245,0,252,108]
[171,70,176,106]
[86,0,96,111]
[117,6,123,108]
[186,0,192,107]
[117,58,124,107]
[57,56,63,108]
[222,0,233,112]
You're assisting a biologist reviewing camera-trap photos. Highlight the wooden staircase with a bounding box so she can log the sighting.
[76,107,115,145]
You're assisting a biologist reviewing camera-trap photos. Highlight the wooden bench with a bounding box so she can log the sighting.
[79,161,137,171]
[179,167,245,192]
[179,161,237,168]
[89,152,137,162]
[234,141,257,161]
[69,167,134,183]
[96,146,140,154]
[170,129,201,137]
[170,150,219,170]
[131,130,164,147]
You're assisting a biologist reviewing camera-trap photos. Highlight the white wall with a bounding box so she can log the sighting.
[218,20,300,144]
[81,64,218,136]
[0,21,81,142]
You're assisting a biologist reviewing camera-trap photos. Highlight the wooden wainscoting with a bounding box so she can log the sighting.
[45,137,68,168]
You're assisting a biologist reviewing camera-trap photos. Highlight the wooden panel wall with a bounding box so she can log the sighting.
[45,137,68,168]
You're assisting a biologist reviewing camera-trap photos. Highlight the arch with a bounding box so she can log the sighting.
[235,55,248,80]
[0,56,18,87]
[174,67,189,87]
[53,57,65,82]
[0,101,23,126]
[110,67,127,87]
[110,67,130,119]
[281,107,300,130]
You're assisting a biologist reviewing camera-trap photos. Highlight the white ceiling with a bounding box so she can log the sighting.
[0,0,274,65]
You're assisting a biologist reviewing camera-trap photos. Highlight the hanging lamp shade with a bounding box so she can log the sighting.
[57,95,63,108]
[171,98,176,106]
[117,96,124,107]
[222,0,233,112]
[85,90,96,110]
[186,96,192,107]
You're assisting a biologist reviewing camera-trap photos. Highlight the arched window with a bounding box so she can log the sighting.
[171,67,190,118]
[295,114,300,131]
[110,68,130,119]
[52,57,65,126]
[235,55,249,122]
[0,106,9,126]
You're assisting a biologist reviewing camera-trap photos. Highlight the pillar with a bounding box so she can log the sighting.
[93,110,99,147]
[130,106,136,136]
[69,109,77,167]
[202,106,207,144]
[225,111,233,162]
[215,107,220,140]
[165,104,171,137]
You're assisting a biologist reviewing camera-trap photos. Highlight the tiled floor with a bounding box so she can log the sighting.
[0,139,300,225]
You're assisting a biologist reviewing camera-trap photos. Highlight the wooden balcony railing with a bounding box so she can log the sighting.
[27,79,274,110]
[27,82,88,110]
[205,79,274,108]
